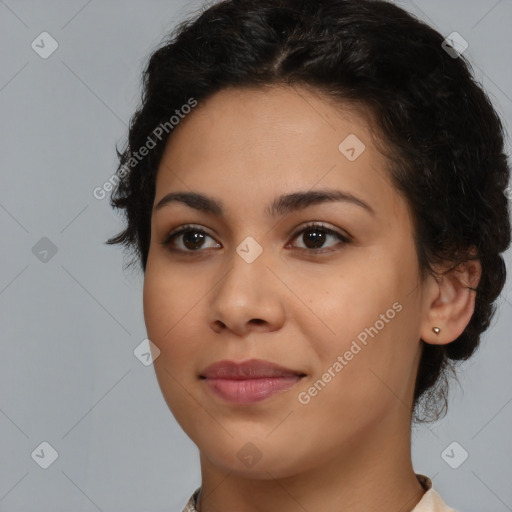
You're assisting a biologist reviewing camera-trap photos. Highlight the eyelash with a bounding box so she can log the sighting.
[160,222,352,255]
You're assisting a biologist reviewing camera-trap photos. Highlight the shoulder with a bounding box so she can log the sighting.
[179,488,200,512]
[413,474,458,512]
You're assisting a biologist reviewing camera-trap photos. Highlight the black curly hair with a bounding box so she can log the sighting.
[106,0,511,423]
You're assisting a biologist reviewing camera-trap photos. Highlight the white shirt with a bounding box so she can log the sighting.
[180,474,457,512]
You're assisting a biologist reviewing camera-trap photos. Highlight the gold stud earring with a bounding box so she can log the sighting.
[432,327,441,335]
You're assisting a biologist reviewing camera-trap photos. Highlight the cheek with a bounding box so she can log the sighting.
[297,311,418,434]
[143,268,171,347]
[143,263,205,420]
[303,265,399,349]
[302,255,421,399]
[143,258,198,354]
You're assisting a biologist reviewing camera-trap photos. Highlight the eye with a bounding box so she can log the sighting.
[160,222,351,255]
[287,222,351,253]
[160,224,220,253]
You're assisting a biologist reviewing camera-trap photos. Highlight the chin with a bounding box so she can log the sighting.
[197,433,309,479]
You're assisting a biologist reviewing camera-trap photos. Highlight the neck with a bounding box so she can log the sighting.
[196,408,426,512]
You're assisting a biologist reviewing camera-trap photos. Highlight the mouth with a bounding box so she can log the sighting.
[200,359,306,404]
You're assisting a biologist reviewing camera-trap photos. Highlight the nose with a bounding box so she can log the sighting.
[207,245,286,336]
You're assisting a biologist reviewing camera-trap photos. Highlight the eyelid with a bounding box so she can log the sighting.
[161,223,218,247]
[160,221,352,253]
[289,221,352,244]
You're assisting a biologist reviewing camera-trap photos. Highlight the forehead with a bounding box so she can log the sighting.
[161,85,379,161]
[154,85,401,221]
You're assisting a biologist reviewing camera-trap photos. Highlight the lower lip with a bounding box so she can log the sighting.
[203,376,302,404]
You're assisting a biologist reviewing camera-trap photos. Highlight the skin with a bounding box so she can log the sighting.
[143,85,481,512]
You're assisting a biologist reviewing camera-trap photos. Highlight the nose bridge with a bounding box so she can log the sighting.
[217,236,271,304]
[208,235,285,333]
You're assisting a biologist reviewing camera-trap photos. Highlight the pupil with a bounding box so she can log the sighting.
[304,229,325,249]
[184,231,204,250]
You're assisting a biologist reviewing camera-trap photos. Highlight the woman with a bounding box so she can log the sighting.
[107,0,511,510]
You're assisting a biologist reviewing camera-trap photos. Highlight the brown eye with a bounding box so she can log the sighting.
[181,230,206,250]
[300,227,328,249]
[289,223,351,252]
[160,222,351,256]
[161,225,220,253]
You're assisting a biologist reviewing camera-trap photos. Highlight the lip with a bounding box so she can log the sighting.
[200,359,306,404]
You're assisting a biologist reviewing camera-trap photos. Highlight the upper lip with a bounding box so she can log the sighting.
[200,359,306,380]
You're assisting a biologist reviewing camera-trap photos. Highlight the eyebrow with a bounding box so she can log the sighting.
[154,188,375,217]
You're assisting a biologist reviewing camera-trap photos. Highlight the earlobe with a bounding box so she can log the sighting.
[420,258,482,345]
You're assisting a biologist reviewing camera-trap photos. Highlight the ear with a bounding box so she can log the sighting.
[420,257,482,345]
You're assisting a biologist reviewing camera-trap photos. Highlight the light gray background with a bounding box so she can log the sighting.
[0,1,511,511]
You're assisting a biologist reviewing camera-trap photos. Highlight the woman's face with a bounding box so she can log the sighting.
[143,85,429,477]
